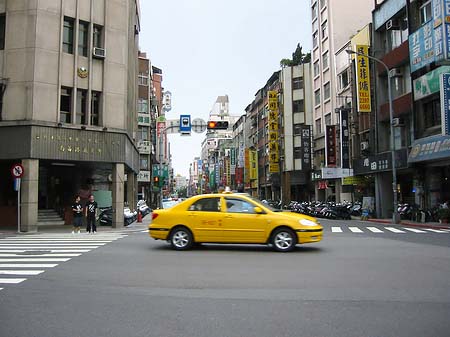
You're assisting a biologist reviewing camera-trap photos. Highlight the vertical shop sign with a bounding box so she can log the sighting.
[355,45,372,112]
[301,125,312,170]
[268,90,279,173]
[244,148,250,184]
[326,125,337,166]
[230,148,236,175]
[440,73,450,135]
[340,109,350,168]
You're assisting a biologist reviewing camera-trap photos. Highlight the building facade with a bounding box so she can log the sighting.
[0,0,141,230]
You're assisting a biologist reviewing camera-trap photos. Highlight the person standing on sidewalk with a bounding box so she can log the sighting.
[72,195,83,234]
[85,194,98,234]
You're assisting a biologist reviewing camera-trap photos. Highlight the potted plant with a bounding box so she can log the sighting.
[437,208,450,223]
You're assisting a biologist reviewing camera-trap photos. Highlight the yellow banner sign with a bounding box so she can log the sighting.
[342,176,365,185]
[249,149,258,180]
[356,45,372,113]
[269,163,279,173]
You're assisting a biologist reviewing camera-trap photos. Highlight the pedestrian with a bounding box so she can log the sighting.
[72,195,83,234]
[85,194,98,234]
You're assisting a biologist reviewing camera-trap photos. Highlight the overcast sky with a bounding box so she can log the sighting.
[139,0,312,177]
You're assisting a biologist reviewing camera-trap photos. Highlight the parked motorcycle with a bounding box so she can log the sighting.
[137,199,152,217]
[98,206,137,226]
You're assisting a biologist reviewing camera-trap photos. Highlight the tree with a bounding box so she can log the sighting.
[280,43,311,67]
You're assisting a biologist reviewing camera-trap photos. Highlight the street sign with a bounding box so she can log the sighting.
[11,163,24,178]
[179,115,191,135]
[191,118,207,133]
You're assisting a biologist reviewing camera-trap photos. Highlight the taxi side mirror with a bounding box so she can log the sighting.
[254,207,264,214]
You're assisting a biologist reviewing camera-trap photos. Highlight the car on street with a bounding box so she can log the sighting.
[149,192,323,252]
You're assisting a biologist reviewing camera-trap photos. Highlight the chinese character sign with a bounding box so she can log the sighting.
[440,73,450,135]
[409,21,436,72]
[301,125,312,170]
[268,90,279,173]
[355,45,372,113]
[340,109,350,169]
[326,125,337,167]
[249,150,258,180]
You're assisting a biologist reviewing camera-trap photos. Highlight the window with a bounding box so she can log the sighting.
[63,17,74,54]
[312,2,318,20]
[314,61,320,77]
[423,99,441,129]
[325,113,331,126]
[315,118,322,134]
[78,21,89,56]
[76,89,87,124]
[225,198,255,214]
[323,82,330,101]
[321,21,328,40]
[313,31,318,49]
[314,89,321,106]
[294,147,302,159]
[138,73,148,86]
[0,14,5,50]
[91,91,101,126]
[293,100,304,113]
[93,25,103,48]
[420,1,432,24]
[292,77,304,90]
[189,197,221,212]
[138,99,148,113]
[294,123,302,135]
[138,126,149,141]
[60,87,72,123]
[140,156,149,170]
[322,51,329,70]
[338,69,349,91]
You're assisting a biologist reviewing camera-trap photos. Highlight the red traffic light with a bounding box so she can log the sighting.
[153,176,159,183]
[207,120,229,130]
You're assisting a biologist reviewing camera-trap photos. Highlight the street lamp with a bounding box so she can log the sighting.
[346,49,399,224]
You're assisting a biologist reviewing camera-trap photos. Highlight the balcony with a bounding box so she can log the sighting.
[377,40,409,74]
[378,92,412,122]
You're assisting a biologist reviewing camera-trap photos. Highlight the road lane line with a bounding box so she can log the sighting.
[0,278,26,284]
[331,227,343,233]
[367,227,383,233]
[0,250,91,253]
[403,227,427,233]
[384,227,406,233]
[0,246,99,249]
[0,254,81,257]
[349,227,364,233]
[0,264,58,268]
[0,270,44,275]
[0,258,71,262]
[422,228,449,233]
[0,243,105,246]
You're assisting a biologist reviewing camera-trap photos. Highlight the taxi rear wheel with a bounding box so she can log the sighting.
[271,227,297,252]
[169,226,194,250]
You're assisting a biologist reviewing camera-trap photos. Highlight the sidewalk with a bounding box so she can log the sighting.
[0,217,151,237]
[365,218,450,230]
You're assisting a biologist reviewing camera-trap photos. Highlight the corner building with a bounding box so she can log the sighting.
[0,0,141,230]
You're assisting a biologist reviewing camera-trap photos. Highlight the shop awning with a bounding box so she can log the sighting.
[408,135,450,163]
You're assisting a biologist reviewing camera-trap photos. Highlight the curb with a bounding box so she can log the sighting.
[366,218,450,230]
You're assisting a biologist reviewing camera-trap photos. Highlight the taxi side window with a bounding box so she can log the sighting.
[225,198,255,214]
[189,198,221,212]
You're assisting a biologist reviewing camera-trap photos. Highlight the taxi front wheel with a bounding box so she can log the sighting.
[169,226,194,250]
[271,228,297,252]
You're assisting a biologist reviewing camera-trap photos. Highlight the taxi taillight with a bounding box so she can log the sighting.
[152,213,159,220]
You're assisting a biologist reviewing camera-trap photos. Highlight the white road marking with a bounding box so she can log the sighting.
[0,254,81,257]
[0,278,26,284]
[403,227,427,233]
[0,250,90,253]
[422,228,449,233]
[0,258,71,262]
[0,243,104,246]
[0,288,3,290]
[367,227,384,233]
[384,227,406,233]
[0,270,44,275]
[0,240,113,243]
[0,264,58,268]
[0,245,99,251]
[331,227,343,233]
[349,227,364,233]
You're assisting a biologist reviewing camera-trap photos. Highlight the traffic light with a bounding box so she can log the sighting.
[153,176,159,184]
[207,120,229,130]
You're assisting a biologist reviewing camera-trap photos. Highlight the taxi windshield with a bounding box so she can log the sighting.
[246,195,281,212]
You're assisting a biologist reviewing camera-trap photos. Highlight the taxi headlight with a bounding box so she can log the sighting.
[299,219,318,227]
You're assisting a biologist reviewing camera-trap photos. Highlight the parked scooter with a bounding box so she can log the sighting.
[137,199,151,217]
[98,206,137,226]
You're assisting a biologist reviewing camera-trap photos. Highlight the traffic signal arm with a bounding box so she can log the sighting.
[207,121,229,130]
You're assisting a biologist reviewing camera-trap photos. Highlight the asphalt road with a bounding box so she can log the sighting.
[0,221,449,337]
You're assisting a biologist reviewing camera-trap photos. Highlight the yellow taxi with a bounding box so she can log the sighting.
[149,192,322,252]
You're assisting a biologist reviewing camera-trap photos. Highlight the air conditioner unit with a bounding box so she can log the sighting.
[360,141,369,151]
[386,19,399,31]
[93,47,106,59]
[389,68,403,77]
[392,117,404,127]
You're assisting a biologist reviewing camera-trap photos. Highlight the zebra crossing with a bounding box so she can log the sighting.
[330,226,450,234]
[0,232,127,291]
